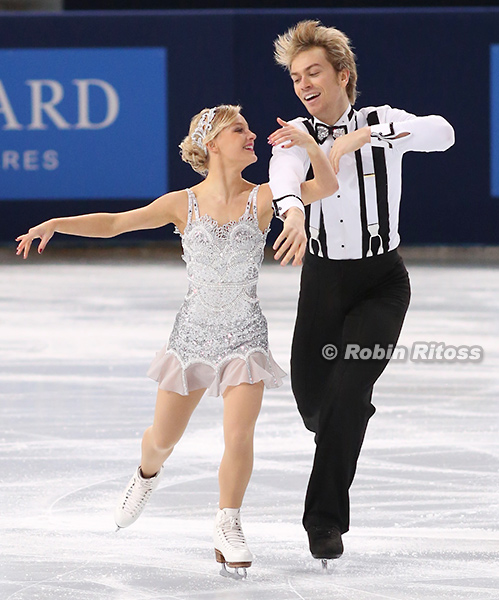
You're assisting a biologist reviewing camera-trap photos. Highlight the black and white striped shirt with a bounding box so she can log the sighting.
[269,104,455,260]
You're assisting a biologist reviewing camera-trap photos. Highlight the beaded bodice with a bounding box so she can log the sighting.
[166,186,270,369]
[180,186,266,312]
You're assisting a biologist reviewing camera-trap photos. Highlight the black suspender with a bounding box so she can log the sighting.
[302,119,328,257]
[354,131,371,258]
[367,111,391,256]
[354,111,391,258]
[300,111,391,259]
[303,118,316,144]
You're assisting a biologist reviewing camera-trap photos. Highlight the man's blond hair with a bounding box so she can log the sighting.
[274,20,358,105]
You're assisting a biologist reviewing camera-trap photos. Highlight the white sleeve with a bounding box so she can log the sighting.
[268,118,310,219]
[369,105,455,153]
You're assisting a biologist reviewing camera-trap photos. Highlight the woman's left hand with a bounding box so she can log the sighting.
[273,207,307,267]
[268,117,316,152]
[329,127,371,173]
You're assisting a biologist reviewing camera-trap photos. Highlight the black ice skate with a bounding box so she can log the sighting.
[307,526,344,571]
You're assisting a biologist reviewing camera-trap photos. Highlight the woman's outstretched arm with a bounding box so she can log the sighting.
[16,189,186,259]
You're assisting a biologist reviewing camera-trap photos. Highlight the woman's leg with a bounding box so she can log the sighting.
[218,381,264,508]
[115,386,207,530]
[140,387,205,477]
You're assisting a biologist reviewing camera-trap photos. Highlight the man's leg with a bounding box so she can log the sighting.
[290,258,344,434]
[303,273,411,536]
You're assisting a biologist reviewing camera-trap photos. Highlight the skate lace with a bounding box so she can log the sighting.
[122,477,155,516]
[221,515,246,548]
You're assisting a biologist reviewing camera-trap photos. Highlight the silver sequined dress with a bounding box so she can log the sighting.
[147,186,286,397]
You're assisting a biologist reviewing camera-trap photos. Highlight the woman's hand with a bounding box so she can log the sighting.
[329,127,371,173]
[273,207,307,267]
[268,117,317,152]
[16,220,56,259]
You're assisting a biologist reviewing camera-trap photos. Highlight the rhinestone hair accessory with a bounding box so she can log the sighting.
[191,107,217,155]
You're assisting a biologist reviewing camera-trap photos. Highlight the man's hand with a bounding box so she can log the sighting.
[329,127,371,173]
[273,207,307,266]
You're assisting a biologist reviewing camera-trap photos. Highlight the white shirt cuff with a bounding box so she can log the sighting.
[370,122,400,148]
[273,195,305,220]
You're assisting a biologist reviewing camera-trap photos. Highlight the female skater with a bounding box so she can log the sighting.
[15,104,337,578]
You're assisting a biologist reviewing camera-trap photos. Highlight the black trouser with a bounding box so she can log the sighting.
[291,249,411,535]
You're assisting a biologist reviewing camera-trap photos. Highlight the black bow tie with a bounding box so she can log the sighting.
[315,123,348,144]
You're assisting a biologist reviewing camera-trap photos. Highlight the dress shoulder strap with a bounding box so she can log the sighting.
[186,188,200,224]
[245,185,260,218]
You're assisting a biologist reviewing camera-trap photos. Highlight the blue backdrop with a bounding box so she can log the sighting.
[0,47,167,200]
[0,7,497,245]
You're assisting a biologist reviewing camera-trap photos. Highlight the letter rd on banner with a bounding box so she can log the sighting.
[0,48,167,200]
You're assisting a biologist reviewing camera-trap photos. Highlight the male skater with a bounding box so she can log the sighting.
[268,20,454,563]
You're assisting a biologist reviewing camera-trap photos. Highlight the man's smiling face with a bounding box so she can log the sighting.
[290,46,349,124]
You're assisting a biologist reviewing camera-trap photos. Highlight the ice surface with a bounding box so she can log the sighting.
[1,257,498,599]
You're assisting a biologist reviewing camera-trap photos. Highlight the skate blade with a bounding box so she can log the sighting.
[318,558,339,574]
[215,550,251,579]
[219,563,248,580]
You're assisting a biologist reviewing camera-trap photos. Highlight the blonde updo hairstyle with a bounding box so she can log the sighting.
[179,104,242,176]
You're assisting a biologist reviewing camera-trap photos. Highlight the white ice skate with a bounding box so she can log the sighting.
[114,466,163,530]
[213,508,253,579]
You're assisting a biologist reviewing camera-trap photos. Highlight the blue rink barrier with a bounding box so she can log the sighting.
[0,8,497,245]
